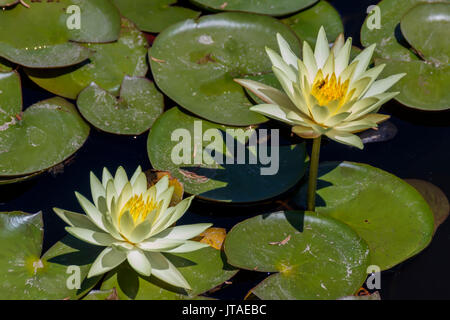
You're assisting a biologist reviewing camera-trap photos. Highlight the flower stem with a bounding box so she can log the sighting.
[307,136,322,212]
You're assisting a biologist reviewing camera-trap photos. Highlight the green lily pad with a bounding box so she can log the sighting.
[0,212,102,300]
[147,107,308,203]
[149,12,301,126]
[25,18,148,100]
[190,0,318,16]
[77,77,164,135]
[282,0,343,45]
[101,247,237,300]
[0,171,44,185]
[0,0,18,6]
[376,58,450,111]
[401,2,450,65]
[294,162,434,270]
[360,0,449,111]
[0,0,121,68]
[406,179,450,232]
[0,72,90,177]
[224,211,370,300]
[111,0,201,33]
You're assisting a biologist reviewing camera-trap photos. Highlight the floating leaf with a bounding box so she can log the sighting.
[294,162,434,270]
[147,107,307,203]
[77,77,163,135]
[361,0,449,110]
[224,211,370,300]
[406,179,449,232]
[0,0,121,68]
[0,0,18,6]
[149,12,301,126]
[0,212,102,299]
[190,0,318,16]
[101,247,237,300]
[282,1,343,45]
[0,72,90,177]
[25,18,148,100]
[197,227,227,250]
[112,0,201,33]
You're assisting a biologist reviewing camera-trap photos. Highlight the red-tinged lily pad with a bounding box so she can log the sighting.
[0,211,102,299]
[101,247,237,300]
[294,162,435,270]
[111,0,201,33]
[25,18,148,100]
[77,77,164,135]
[190,0,318,16]
[0,71,90,177]
[224,211,370,300]
[149,12,301,126]
[147,107,308,203]
[0,0,121,68]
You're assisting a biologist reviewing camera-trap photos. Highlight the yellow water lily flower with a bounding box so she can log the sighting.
[54,166,212,290]
[235,27,406,149]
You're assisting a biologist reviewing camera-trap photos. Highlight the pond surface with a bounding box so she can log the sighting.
[1,0,449,300]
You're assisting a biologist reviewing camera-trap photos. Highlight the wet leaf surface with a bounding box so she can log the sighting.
[149,12,301,126]
[77,77,164,135]
[0,0,121,68]
[25,18,148,100]
[0,212,102,299]
[224,211,370,300]
[190,0,318,16]
[112,0,201,33]
[294,162,435,270]
[0,72,90,177]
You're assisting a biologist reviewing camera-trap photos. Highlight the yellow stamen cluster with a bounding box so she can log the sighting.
[121,194,158,223]
[311,71,349,107]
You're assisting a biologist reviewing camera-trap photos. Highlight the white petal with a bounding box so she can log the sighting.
[266,47,297,82]
[154,175,169,198]
[114,166,129,196]
[138,238,185,251]
[144,252,191,290]
[88,247,126,278]
[127,249,152,276]
[132,172,148,196]
[90,172,105,207]
[102,167,114,189]
[302,41,318,82]
[325,130,364,149]
[314,26,330,69]
[66,227,116,246]
[75,192,107,232]
[53,208,102,231]
[276,33,299,69]
[250,104,296,125]
[363,73,406,98]
[162,241,210,253]
[335,38,352,76]
[130,166,142,186]
[155,223,213,240]
[234,79,297,110]
[351,44,376,81]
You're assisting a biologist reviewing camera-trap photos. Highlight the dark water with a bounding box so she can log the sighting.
[1,0,449,300]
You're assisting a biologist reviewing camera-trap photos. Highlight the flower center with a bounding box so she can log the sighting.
[311,72,349,107]
[121,194,158,223]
